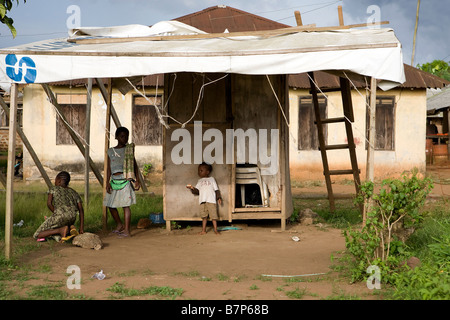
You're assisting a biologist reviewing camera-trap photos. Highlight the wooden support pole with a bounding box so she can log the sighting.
[294,10,303,26]
[338,5,344,26]
[102,79,112,231]
[0,95,52,188]
[308,72,336,212]
[41,84,103,186]
[95,78,121,128]
[364,77,377,226]
[5,83,18,260]
[0,171,6,188]
[84,78,92,207]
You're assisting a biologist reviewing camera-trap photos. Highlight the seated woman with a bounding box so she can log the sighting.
[33,171,84,242]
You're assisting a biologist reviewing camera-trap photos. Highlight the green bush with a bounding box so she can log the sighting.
[343,170,433,282]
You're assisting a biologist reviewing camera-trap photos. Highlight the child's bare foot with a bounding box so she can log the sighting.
[198,231,207,235]
[214,230,221,235]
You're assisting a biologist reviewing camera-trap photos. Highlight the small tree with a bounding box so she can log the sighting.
[344,170,433,281]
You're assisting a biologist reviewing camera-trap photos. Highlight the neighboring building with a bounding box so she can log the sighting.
[288,66,449,180]
[19,5,449,182]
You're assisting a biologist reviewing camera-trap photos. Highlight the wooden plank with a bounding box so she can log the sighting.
[84,78,92,207]
[102,79,112,231]
[5,83,17,260]
[42,84,103,185]
[308,72,335,212]
[3,41,397,58]
[0,95,53,189]
[320,144,349,150]
[318,117,346,124]
[339,76,362,211]
[364,77,377,225]
[0,171,6,188]
[231,212,281,219]
[294,11,303,26]
[338,6,345,26]
[234,207,281,212]
[68,22,389,45]
[328,169,361,175]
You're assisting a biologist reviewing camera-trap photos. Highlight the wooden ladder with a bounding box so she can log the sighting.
[308,72,361,212]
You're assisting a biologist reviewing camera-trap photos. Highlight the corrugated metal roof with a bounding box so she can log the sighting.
[174,5,290,33]
[289,64,450,89]
[427,86,450,113]
[49,5,449,90]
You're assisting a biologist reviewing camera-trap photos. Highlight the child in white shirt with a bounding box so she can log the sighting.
[187,162,222,235]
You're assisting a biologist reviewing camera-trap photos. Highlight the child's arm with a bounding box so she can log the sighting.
[186,184,199,195]
[215,190,222,205]
[78,202,84,234]
[47,193,55,213]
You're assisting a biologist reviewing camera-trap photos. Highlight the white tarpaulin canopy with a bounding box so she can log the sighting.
[0,21,405,91]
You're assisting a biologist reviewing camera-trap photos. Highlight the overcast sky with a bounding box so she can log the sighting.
[0,0,448,66]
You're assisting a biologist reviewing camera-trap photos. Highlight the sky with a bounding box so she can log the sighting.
[0,0,448,67]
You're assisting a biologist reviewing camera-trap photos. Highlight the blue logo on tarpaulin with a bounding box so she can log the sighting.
[5,54,37,83]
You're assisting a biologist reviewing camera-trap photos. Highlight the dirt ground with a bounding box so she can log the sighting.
[9,162,450,302]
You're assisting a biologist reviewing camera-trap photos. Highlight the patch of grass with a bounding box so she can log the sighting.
[106,281,183,299]
[26,283,68,300]
[216,273,229,281]
[285,287,308,299]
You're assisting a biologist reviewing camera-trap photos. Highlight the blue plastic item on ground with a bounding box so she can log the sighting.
[149,212,165,224]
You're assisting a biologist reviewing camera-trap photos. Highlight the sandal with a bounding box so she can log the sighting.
[117,231,130,238]
[61,234,76,242]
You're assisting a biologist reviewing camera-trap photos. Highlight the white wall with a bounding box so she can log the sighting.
[22,84,163,179]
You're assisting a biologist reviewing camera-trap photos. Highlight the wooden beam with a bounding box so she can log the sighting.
[102,78,112,231]
[41,84,103,185]
[84,78,92,207]
[364,77,377,226]
[294,10,303,26]
[338,5,345,26]
[308,72,335,212]
[5,83,18,260]
[95,78,121,128]
[67,22,389,45]
[0,94,53,188]
[0,171,6,188]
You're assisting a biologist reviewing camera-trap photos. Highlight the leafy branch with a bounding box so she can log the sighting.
[0,0,26,38]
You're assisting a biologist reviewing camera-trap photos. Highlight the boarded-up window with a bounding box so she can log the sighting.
[132,95,163,145]
[298,96,327,150]
[366,96,395,150]
[56,94,86,145]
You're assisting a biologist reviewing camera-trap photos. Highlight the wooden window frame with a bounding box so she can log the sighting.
[132,94,163,146]
[55,94,87,145]
[366,96,396,151]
